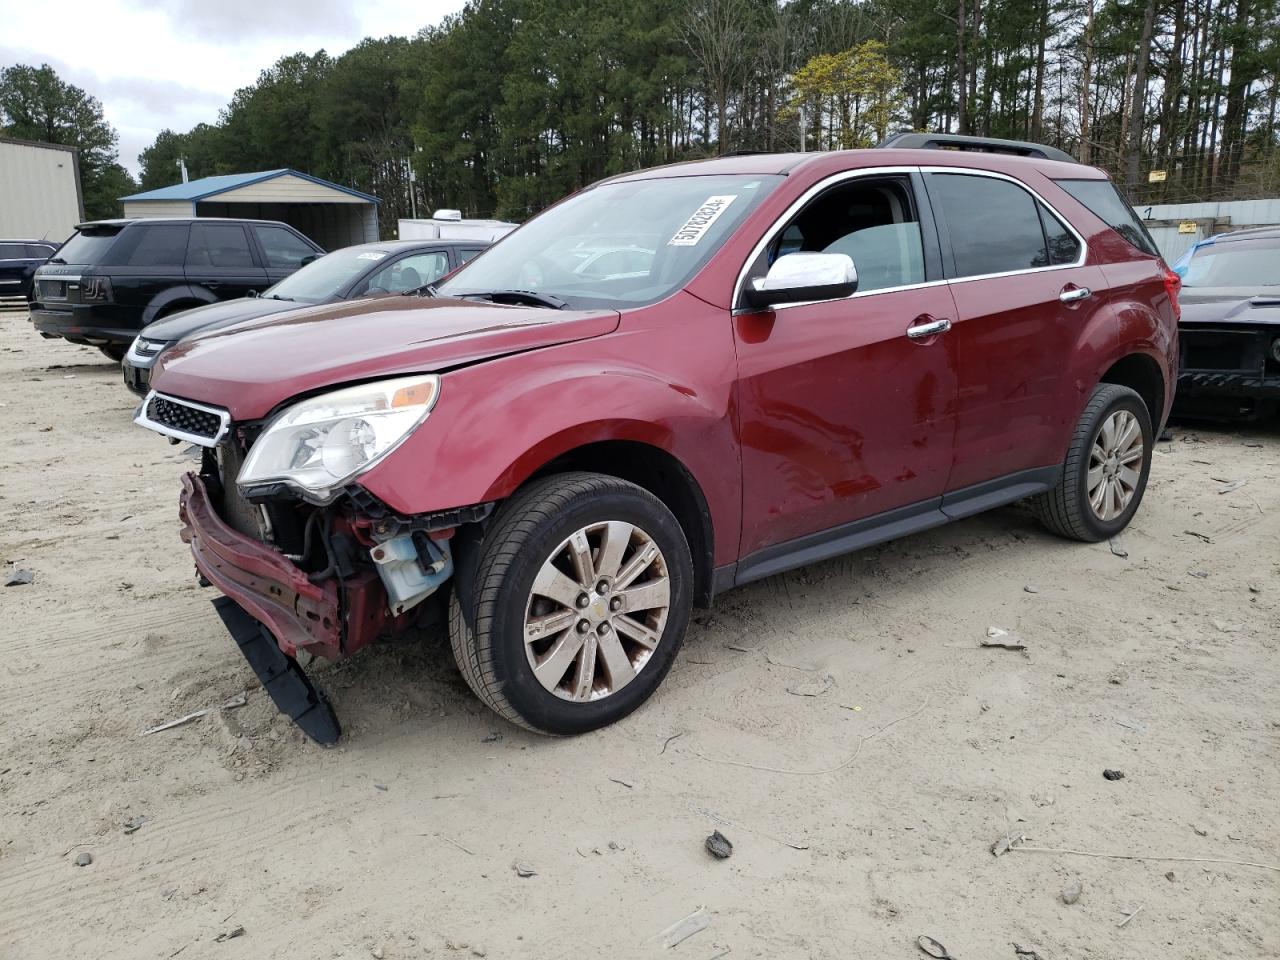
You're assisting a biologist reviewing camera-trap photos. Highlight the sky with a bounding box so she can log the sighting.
[1,0,466,179]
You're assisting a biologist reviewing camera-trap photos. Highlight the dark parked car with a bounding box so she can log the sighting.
[1172,227,1280,419]
[137,139,1177,743]
[29,218,323,361]
[0,239,58,299]
[122,239,488,396]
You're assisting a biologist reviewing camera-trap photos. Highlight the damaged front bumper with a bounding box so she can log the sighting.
[178,472,387,661]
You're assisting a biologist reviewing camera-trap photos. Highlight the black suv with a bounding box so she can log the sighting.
[0,239,58,300]
[29,218,323,360]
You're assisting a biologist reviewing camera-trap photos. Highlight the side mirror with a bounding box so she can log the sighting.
[300,254,320,266]
[746,252,858,308]
[246,289,259,298]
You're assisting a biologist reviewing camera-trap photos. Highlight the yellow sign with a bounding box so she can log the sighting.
[1148,170,1168,182]
[1178,221,1198,234]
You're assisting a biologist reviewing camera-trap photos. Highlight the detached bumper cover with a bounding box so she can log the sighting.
[178,472,343,658]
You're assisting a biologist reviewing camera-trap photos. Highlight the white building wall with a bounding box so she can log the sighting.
[213,173,368,204]
[0,138,83,242]
[121,200,195,219]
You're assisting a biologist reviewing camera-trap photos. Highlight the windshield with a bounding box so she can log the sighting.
[52,228,122,264]
[266,246,392,302]
[437,174,782,309]
[1181,238,1280,288]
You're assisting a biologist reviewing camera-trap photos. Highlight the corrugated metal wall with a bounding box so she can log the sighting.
[0,138,83,242]
[1138,198,1280,263]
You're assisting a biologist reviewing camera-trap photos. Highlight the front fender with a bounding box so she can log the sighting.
[357,300,742,565]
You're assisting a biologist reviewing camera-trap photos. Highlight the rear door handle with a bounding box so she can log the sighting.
[906,317,952,340]
[1059,286,1092,303]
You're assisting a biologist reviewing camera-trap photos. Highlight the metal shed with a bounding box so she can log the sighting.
[1138,198,1280,263]
[0,136,84,242]
[120,169,379,250]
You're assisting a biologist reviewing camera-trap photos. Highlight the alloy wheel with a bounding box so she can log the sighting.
[1087,409,1144,521]
[522,521,671,702]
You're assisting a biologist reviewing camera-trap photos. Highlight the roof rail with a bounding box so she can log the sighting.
[877,132,1078,165]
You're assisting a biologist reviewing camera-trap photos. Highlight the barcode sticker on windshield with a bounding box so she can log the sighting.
[668,195,738,246]
[356,252,387,261]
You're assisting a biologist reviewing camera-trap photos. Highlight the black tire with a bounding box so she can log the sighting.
[449,472,693,735]
[98,344,127,362]
[1030,383,1153,542]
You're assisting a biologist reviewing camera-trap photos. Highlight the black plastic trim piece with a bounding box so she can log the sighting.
[212,596,341,745]
[878,131,1078,164]
[734,466,1062,586]
[940,466,1061,520]
[736,498,946,586]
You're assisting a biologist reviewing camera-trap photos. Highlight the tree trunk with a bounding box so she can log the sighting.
[1031,0,1048,141]
[1220,0,1254,181]
[1079,0,1095,163]
[956,0,968,134]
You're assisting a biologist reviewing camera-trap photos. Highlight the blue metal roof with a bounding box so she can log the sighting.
[120,168,380,204]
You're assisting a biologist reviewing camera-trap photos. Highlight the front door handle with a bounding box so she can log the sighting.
[1059,285,1092,303]
[906,317,952,340]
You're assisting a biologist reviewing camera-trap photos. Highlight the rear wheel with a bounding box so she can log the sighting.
[1030,383,1153,541]
[450,472,693,734]
[98,344,127,362]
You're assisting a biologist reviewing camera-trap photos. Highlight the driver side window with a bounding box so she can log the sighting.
[754,176,927,297]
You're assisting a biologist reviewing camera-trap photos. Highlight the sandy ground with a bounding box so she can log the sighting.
[0,310,1277,960]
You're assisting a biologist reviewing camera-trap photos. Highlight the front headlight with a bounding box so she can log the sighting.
[237,375,439,502]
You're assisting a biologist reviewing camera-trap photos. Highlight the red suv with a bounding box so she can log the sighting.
[137,141,1179,743]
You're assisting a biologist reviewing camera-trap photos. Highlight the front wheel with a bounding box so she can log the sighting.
[450,472,693,734]
[1031,383,1153,542]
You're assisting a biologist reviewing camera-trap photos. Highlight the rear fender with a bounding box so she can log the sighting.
[1054,265,1174,449]
[144,285,215,325]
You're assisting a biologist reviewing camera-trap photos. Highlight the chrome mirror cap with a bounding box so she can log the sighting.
[747,252,858,308]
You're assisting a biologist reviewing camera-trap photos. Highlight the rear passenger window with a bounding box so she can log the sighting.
[1039,204,1081,265]
[0,243,26,259]
[112,224,190,267]
[930,174,1048,277]
[253,226,316,269]
[188,223,255,268]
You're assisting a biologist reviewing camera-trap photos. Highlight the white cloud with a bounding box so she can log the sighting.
[1,0,464,176]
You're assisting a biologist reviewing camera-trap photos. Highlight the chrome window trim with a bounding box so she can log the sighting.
[732,164,1089,313]
[133,390,231,448]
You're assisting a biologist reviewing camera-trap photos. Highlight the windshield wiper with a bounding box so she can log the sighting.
[450,289,567,310]
[48,257,66,264]
[265,294,295,301]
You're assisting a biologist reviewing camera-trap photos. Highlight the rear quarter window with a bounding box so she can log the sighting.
[1055,179,1160,257]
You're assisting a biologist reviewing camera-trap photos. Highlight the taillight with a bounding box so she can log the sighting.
[1161,265,1181,320]
[81,276,113,302]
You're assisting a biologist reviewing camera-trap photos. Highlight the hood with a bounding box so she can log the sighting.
[150,295,620,420]
[1179,288,1280,326]
[141,296,303,343]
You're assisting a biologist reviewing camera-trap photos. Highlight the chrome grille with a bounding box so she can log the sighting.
[134,391,230,446]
